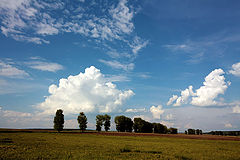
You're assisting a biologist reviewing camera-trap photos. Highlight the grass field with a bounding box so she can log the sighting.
[1,130,240,160]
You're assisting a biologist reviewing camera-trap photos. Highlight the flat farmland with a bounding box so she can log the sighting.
[0,129,240,160]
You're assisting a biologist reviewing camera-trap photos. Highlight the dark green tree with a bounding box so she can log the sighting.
[169,127,178,134]
[104,114,111,132]
[196,129,200,135]
[142,121,153,133]
[115,116,126,132]
[114,115,133,132]
[125,117,133,132]
[133,118,144,133]
[54,109,64,132]
[96,115,104,132]
[133,118,153,133]
[188,128,195,135]
[77,112,87,132]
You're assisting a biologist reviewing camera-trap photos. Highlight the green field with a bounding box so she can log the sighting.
[0,131,240,160]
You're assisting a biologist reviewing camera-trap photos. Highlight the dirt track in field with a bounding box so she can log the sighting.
[1,129,240,141]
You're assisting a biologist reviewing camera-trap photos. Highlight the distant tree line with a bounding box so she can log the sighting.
[185,129,203,135]
[209,131,240,136]
[115,116,178,134]
[53,110,177,134]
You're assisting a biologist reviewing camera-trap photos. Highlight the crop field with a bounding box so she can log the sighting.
[0,130,240,160]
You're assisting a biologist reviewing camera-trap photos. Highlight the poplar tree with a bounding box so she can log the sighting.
[77,112,88,132]
[54,109,64,132]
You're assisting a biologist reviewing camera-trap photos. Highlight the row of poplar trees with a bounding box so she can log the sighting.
[54,109,87,132]
[53,110,177,134]
[53,109,111,132]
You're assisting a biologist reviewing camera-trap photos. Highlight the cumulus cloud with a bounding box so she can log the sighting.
[26,61,63,72]
[0,61,29,78]
[229,62,240,77]
[233,105,240,113]
[168,86,195,106]
[167,69,230,107]
[37,66,134,115]
[125,108,146,113]
[191,69,229,106]
[99,59,134,71]
[167,95,178,106]
[150,105,164,119]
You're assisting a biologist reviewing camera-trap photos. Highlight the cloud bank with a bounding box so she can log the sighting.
[37,66,134,115]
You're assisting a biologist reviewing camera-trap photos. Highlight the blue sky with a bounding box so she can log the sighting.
[0,0,240,131]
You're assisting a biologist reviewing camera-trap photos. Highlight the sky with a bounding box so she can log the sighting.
[0,0,240,132]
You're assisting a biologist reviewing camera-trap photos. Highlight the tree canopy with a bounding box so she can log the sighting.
[96,114,111,131]
[114,115,133,132]
[54,109,64,132]
[77,112,87,132]
[133,118,153,133]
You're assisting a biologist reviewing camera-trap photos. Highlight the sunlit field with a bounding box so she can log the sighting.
[1,130,240,160]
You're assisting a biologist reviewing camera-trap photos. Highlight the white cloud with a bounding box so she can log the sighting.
[191,69,229,106]
[233,105,240,113]
[106,74,130,82]
[133,115,152,122]
[0,0,148,61]
[125,108,146,113]
[150,105,164,119]
[36,23,59,35]
[0,61,29,78]
[161,121,174,128]
[168,86,195,106]
[175,86,195,106]
[26,61,63,72]
[229,62,240,77]
[0,0,30,10]
[37,66,134,115]
[0,107,52,128]
[130,36,149,56]
[224,123,232,128]
[168,69,229,107]
[167,95,178,106]
[99,59,134,71]
[109,0,134,34]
